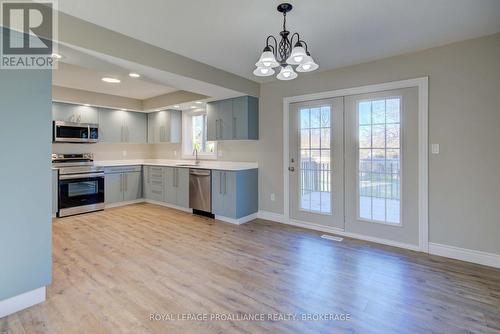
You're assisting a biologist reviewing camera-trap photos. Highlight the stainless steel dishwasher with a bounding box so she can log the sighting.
[189,169,212,213]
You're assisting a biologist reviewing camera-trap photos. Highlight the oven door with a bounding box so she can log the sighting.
[58,173,105,217]
[53,121,90,143]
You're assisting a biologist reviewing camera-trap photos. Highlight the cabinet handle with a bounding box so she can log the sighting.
[224,172,227,195]
[120,174,123,192]
[215,120,219,140]
[219,172,222,194]
[219,119,223,139]
[125,174,127,191]
[121,126,124,142]
[126,126,130,143]
[232,117,236,139]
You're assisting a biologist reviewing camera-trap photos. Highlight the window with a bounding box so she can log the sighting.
[182,111,217,159]
[299,105,332,214]
[358,98,401,224]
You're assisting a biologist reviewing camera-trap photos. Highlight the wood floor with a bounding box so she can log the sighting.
[1,203,499,334]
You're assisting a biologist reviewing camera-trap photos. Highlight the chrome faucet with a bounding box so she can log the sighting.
[193,148,199,165]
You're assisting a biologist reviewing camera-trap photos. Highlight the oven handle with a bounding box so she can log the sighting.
[59,173,104,180]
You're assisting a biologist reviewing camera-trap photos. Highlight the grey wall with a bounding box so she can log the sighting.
[254,33,500,255]
[0,47,53,300]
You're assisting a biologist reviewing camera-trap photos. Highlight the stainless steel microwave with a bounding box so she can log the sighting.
[53,121,99,143]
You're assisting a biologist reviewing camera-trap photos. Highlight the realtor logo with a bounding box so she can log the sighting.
[1,0,58,69]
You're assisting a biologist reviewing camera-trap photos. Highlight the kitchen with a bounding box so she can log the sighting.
[50,56,260,223]
[2,2,500,333]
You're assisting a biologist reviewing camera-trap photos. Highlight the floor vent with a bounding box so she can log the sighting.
[321,234,344,242]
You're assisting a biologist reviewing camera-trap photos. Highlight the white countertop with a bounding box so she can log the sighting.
[94,159,258,171]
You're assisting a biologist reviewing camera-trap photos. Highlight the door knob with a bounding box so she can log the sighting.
[288,167,295,172]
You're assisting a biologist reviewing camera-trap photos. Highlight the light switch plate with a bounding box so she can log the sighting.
[431,144,440,154]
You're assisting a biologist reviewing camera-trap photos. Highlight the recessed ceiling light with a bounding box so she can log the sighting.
[101,77,121,83]
[51,53,62,59]
[129,73,140,78]
[174,105,180,108]
[83,104,90,107]
[190,106,196,109]
[195,101,203,104]
[195,108,205,112]
[120,108,127,111]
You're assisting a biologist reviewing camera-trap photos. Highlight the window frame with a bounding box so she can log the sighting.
[181,110,218,160]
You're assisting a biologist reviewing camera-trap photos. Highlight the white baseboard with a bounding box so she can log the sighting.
[105,199,145,209]
[257,211,421,252]
[429,243,500,269]
[143,199,193,213]
[0,287,46,318]
[215,213,259,225]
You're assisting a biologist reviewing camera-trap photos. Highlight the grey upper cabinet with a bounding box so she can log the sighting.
[99,109,147,144]
[212,169,258,219]
[207,96,259,141]
[147,110,182,144]
[123,111,147,144]
[99,109,123,143]
[52,102,99,124]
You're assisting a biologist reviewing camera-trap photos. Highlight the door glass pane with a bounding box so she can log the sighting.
[299,106,332,214]
[357,98,401,224]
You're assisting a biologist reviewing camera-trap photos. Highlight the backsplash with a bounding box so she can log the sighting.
[52,143,155,161]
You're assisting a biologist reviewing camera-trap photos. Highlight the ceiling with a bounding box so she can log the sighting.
[53,62,178,100]
[58,0,500,81]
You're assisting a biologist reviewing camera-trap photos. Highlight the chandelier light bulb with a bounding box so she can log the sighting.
[255,49,280,68]
[286,44,307,65]
[296,54,319,72]
[277,65,297,81]
[253,66,275,77]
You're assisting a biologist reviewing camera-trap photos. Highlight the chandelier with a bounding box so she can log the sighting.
[254,3,319,80]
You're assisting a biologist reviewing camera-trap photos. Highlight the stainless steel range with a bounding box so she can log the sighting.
[52,153,105,217]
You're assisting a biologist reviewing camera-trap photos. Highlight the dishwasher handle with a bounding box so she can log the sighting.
[190,169,211,176]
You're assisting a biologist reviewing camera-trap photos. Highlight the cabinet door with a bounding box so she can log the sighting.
[105,173,124,204]
[147,112,158,143]
[212,171,236,218]
[232,96,248,140]
[123,111,147,143]
[218,99,234,140]
[176,168,190,208]
[99,109,124,143]
[157,111,168,143]
[169,110,182,143]
[206,102,219,141]
[164,167,177,204]
[123,172,142,201]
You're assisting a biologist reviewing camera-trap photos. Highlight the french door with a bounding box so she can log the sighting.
[289,98,344,229]
[288,87,419,246]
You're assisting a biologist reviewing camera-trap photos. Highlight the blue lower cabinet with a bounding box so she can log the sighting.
[212,169,258,219]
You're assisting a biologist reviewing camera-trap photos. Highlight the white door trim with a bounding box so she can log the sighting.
[283,77,429,252]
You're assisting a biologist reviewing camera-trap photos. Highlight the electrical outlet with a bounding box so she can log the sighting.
[270,193,276,202]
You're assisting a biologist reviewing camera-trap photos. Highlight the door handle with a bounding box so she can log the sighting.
[288,167,295,172]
